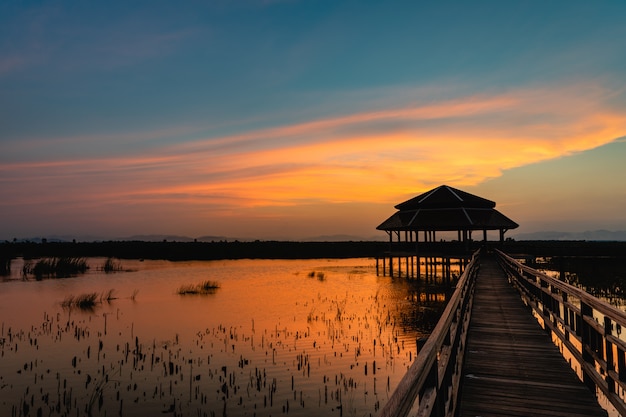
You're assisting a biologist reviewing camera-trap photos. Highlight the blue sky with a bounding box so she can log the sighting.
[2,1,626,239]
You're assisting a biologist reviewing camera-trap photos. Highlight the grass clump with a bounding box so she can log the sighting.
[177,280,221,295]
[102,257,122,273]
[62,293,99,310]
[307,271,326,281]
[61,288,122,310]
[24,257,89,279]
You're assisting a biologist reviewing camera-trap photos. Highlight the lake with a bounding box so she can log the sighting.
[0,257,450,417]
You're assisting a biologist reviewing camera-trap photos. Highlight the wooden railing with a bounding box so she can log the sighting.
[379,249,481,417]
[496,249,626,416]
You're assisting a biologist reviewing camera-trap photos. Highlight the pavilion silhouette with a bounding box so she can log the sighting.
[376,185,518,278]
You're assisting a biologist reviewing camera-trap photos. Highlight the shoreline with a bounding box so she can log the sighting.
[2,240,626,261]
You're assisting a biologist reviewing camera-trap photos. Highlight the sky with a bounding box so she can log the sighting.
[2,0,626,241]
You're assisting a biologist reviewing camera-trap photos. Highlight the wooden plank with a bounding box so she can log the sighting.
[459,254,608,417]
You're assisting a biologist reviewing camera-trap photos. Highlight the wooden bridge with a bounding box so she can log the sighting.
[380,249,626,417]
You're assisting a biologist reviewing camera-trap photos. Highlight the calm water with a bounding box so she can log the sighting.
[0,257,448,417]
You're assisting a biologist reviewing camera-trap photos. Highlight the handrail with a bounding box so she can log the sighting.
[379,249,481,417]
[495,249,626,416]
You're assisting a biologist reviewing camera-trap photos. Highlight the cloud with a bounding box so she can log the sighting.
[2,80,626,237]
[0,5,200,78]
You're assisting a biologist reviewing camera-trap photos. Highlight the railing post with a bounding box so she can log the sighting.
[618,341,626,387]
[562,292,570,342]
[561,292,568,326]
[604,316,615,394]
[580,301,596,393]
[421,361,440,416]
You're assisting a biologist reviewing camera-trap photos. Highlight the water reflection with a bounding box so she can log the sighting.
[0,257,451,416]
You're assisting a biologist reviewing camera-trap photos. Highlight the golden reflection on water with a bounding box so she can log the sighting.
[0,257,448,416]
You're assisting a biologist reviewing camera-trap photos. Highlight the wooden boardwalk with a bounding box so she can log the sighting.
[458,255,608,417]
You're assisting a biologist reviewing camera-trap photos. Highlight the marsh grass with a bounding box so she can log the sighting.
[24,257,89,279]
[102,257,122,273]
[0,258,427,417]
[177,280,220,295]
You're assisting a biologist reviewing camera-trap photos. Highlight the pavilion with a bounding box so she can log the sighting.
[376,185,518,278]
[377,184,518,244]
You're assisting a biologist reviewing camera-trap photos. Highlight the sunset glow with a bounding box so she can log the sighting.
[2,1,626,239]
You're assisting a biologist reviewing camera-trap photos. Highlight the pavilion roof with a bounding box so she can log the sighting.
[377,185,519,232]
[395,185,495,210]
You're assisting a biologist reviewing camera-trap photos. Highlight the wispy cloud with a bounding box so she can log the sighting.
[72,25,200,71]
[0,56,28,76]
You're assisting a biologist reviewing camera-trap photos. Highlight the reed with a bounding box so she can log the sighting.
[177,280,220,295]
[101,289,117,303]
[86,373,109,417]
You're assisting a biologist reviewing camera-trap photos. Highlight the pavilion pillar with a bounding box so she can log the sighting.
[409,230,415,278]
[394,231,401,277]
[415,230,421,280]
[398,231,403,277]
[405,231,409,278]
[388,231,393,277]
[463,230,470,252]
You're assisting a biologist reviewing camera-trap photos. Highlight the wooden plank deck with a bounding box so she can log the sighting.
[459,254,608,417]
